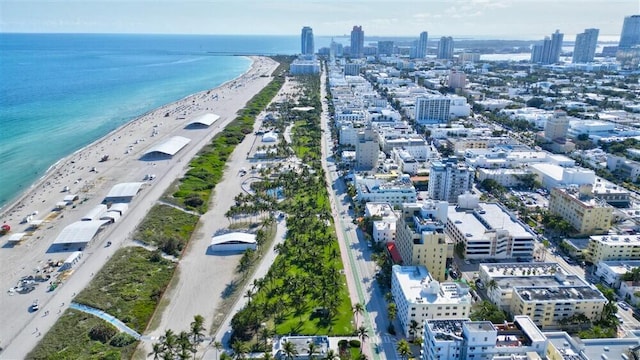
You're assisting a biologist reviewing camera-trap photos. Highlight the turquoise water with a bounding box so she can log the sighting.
[0,33,302,208]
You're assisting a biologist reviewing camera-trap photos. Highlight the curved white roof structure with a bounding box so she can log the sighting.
[210,232,257,252]
[145,136,191,157]
[53,220,109,245]
[262,131,278,143]
[8,232,27,243]
[106,183,144,200]
[81,204,108,221]
[189,113,220,127]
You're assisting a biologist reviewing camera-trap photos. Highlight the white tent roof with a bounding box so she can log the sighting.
[64,251,82,264]
[106,183,144,199]
[53,220,109,245]
[145,136,191,156]
[109,203,129,214]
[29,220,44,227]
[100,211,121,222]
[189,113,220,127]
[8,232,27,242]
[210,232,257,246]
[63,194,79,202]
[81,204,108,221]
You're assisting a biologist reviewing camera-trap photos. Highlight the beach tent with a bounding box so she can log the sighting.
[60,251,83,270]
[104,183,144,203]
[108,203,129,215]
[210,232,257,252]
[100,211,121,223]
[8,232,27,243]
[63,194,79,203]
[81,204,108,221]
[55,201,68,210]
[144,136,191,157]
[187,113,220,127]
[53,220,109,246]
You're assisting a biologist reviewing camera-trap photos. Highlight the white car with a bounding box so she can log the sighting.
[618,302,630,311]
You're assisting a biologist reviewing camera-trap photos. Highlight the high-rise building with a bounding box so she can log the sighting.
[531,30,563,64]
[437,36,454,59]
[414,96,451,124]
[416,31,429,58]
[350,25,364,58]
[377,40,394,57]
[447,70,466,89]
[619,15,640,49]
[428,159,473,203]
[573,28,599,63]
[395,200,452,282]
[544,110,570,143]
[300,26,314,55]
[355,125,379,170]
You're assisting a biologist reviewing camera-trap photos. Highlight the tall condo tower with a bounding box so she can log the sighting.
[350,25,365,58]
[619,15,640,49]
[437,36,454,60]
[301,26,314,55]
[573,28,599,63]
[531,30,564,64]
[416,31,429,58]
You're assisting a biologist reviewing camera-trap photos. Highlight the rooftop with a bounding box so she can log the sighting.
[515,286,606,302]
[426,319,466,341]
[392,265,471,306]
[590,234,640,246]
[448,203,534,240]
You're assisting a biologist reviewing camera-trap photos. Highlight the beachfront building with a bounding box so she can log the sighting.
[587,234,640,263]
[548,186,613,236]
[209,232,257,252]
[446,202,535,261]
[428,159,473,203]
[301,26,314,55]
[395,200,452,281]
[391,265,472,338]
[289,58,320,75]
[365,202,398,243]
[422,316,549,360]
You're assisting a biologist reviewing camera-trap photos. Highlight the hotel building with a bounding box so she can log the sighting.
[548,186,613,236]
[587,234,640,263]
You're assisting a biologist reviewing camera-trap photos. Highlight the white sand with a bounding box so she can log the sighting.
[0,56,279,357]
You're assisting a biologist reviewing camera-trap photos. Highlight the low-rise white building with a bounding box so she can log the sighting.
[355,174,417,206]
[529,163,595,190]
[365,202,398,243]
[593,260,640,289]
[391,265,472,338]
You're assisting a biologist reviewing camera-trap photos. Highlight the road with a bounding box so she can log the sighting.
[318,66,400,360]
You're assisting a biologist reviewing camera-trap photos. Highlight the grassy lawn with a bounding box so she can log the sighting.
[74,247,176,333]
[27,309,137,360]
[134,204,200,257]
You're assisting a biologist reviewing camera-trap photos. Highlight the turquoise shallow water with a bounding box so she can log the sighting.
[0,33,302,208]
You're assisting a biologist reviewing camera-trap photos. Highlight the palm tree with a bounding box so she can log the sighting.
[323,349,339,360]
[190,314,206,347]
[212,340,223,360]
[307,341,318,360]
[160,329,177,358]
[149,343,163,360]
[177,331,193,360]
[282,340,298,360]
[357,325,369,349]
[387,303,397,323]
[409,319,420,340]
[352,302,365,326]
[262,352,275,360]
[231,340,249,360]
[396,339,412,360]
[487,279,498,292]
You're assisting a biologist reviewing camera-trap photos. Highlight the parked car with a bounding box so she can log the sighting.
[618,301,630,311]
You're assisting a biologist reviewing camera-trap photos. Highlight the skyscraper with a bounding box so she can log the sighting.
[377,41,394,56]
[619,15,640,49]
[437,36,454,60]
[416,31,429,58]
[573,28,599,63]
[531,30,563,64]
[301,26,314,55]
[350,25,364,58]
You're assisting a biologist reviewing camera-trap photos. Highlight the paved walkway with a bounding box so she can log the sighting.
[70,302,143,340]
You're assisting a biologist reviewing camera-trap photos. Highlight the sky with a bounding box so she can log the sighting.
[1,0,639,39]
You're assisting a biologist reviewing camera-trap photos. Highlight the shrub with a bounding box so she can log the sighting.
[88,323,117,343]
[109,332,136,347]
[338,339,348,349]
[349,339,361,348]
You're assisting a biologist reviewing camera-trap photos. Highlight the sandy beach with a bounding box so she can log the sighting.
[0,56,279,357]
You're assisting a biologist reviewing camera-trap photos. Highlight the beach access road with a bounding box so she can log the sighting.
[139,74,300,357]
[0,56,279,357]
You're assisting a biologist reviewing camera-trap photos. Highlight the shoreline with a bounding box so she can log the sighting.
[0,56,256,222]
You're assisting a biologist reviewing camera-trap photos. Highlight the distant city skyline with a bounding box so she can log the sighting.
[1,0,638,40]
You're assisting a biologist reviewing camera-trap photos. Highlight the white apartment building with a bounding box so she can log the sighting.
[464,149,549,169]
[338,123,361,146]
[428,160,474,203]
[365,202,398,243]
[380,136,430,159]
[607,154,640,182]
[593,260,640,289]
[529,163,595,190]
[354,175,417,206]
[477,168,532,188]
[395,200,452,281]
[422,316,549,360]
[446,203,535,260]
[587,234,640,263]
[549,186,613,236]
[414,95,470,125]
[391,148,420,175]
[391,265,472,338]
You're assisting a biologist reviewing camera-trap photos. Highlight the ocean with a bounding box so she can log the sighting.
[0,33,304,209]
